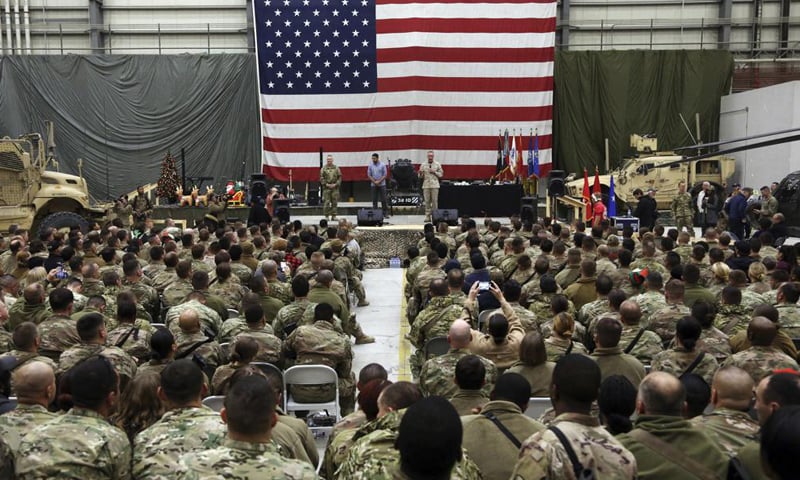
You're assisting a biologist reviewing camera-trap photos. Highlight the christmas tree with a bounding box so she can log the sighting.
[156,151,180,203]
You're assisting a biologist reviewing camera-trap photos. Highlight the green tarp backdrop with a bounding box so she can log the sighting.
[554,50,734,175]
[0,51,734,198]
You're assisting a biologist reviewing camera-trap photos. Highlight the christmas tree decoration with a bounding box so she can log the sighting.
[156,151,180,203]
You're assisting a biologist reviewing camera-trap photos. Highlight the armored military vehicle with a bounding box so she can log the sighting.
[0,125,108,234]
[564,134,735,211]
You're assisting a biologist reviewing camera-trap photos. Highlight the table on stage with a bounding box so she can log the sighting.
[438,183,524,217]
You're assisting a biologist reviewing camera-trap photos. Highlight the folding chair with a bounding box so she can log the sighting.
[202,395,225,412]
[252,362,284,396]
[423,336,450,360]
[227,309,240,319]
[283,365,340,420]
[219,342,230,363]
[150,323,168,330]
[477,309,494,332]
[524,397,551,420]
[7,397,17,410]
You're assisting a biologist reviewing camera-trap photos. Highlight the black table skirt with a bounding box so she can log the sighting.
[438,183,524,217]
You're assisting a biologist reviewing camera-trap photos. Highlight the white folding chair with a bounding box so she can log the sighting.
[283,365,340,420]
[227,309,240,319]
[524,397,551,420]
[202,395,225,412]
[150,323,168,330]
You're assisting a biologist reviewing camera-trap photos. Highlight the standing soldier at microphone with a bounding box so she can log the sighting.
[420,151,444,223]
[320,154,342,221]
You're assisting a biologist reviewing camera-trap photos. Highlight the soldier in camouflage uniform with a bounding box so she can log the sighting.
[647,279,691,343]
[690,366,760,457]
[228,244,253,286]
[307,270,373,344]
[775,282,800,337]
[714,286,752,335]
[262,260,294,306]
[0,361,57,475]
[671,181,695,236]
[57,312,138,389]
[36,288,81,362]
[577,275,614,331]
[178,375,317,480]
[134,359,227,480]
[163,260,194,308]
[165,292,223,339]
[554,249,582,290]
[722,317,799,382]
[283,302,356,414]
[337,383,482,480]
[80,262,106,297]
[320,154,342,220]
[618,300,663,365]
[16,356,132,480]
[651,317,720,385]
[408,279,465,377]
[122,259,159,320]
[0,323,58,387]
[141,245,166,280]
[150,252,179,295]
[418,319,498,398]
[173,309,223,374]
[409,252,446,322]
[273,276,318,340]
[105,298,154,363]
[7,283,49,331]
[631,272,667,326]
[511,354,637,480]
[209,263,246,310]
[232,304,282,365]
[331,239,369,306]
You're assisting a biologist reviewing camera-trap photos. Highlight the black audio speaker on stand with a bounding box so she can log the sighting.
[520,197,537,224]
[548,170,565,197]
[273,198,291,224]
[357,208,384,226]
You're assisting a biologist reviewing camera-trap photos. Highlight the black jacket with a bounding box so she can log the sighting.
[634,196,658,230]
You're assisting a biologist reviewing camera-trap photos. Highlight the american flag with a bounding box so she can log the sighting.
[255,0,555,181]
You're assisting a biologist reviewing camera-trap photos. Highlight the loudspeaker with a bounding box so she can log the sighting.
[357,208,384,227]
[307,190,320,206]
[548,170,565,197]
[273,198,291,224]
[432,209,458,226]
[249,173,268,203]
[520,197,536,224]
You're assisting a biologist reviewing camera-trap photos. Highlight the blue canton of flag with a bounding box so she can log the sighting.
[255,0,378,95]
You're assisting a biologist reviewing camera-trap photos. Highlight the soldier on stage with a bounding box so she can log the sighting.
[320,155,342,221]
[671,181,694,236]
[420,151,443,223]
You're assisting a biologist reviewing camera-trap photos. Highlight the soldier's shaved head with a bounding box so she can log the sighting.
[316,269,334,286]
[178,308,201,333]
[448,319,472,348]
[619,300,642,326]
[13,361,55,403]
[23,284,45,305]
[712,366,755,411]
[638,372,686,417]
[747,316,778,346]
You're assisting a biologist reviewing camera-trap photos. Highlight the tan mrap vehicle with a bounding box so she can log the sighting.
[0,126,108,234]
[565,134,735,211]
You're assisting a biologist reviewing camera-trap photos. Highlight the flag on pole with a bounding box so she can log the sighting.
[503,129,510,171]
[516,131,524,179]
[495,132,503,174]
[582,168,591,222]
[533,130,540,177]
[509,133,518,176]
[593,168,601,195]
[609,175,617,217]
[254,0,558,181]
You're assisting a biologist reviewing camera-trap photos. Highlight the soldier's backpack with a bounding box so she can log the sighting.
[548,426,596,480]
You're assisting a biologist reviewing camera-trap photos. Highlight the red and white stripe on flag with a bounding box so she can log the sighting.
[257,0,556,181]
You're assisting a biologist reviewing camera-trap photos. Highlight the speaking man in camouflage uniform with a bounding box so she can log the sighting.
[671,181,695,236]
[690,366,759,457]
[58,312,138,390]
[409,278,465,377]
[134,359,227,480]
[511,354,637,479]
[320,154,342,220]
[0,361,57,477]
[418,319,498,398]
[420,150,444,223]
[283,302,356,414]
[178,375,317,480]
[722,316,799,382]
[16,356,131,480]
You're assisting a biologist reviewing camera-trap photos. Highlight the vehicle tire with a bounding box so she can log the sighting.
[38,211,89,236]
